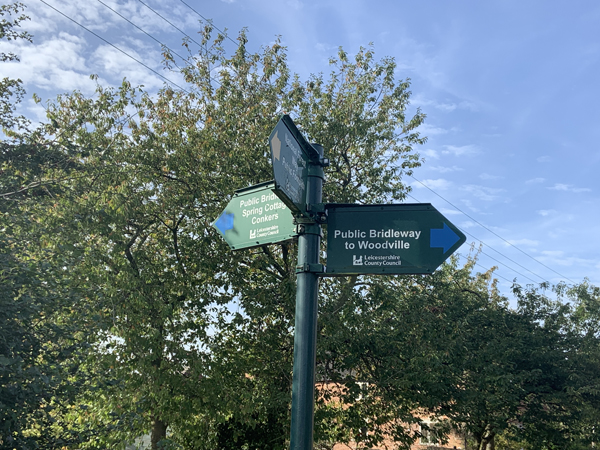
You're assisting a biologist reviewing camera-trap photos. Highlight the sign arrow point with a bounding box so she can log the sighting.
[214,211,234,235]
[430,222,460,254]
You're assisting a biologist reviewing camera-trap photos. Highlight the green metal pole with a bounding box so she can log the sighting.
[289,144,325,450]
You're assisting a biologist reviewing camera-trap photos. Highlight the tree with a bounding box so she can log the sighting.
[7,18,600,450]
[1,4,95,449]
[312,252,600,450]
[437,281,600,450]
[312,255,497,449]
[7,26,426,449]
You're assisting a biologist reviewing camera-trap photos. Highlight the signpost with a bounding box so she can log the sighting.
[269,115,320,215]
[325,203,466,275]
[213,115,467,450]
[212,181,297,250]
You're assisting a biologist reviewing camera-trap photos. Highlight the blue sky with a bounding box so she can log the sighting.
[4,0,600,292]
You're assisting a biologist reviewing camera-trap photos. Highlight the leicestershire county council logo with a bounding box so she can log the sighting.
[353,255,363,266]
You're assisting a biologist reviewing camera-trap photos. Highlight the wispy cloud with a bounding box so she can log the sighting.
[429,165,464,173]
[461,184,506,201]
[538,252,597,268]
[479,173,503,180]
[508,238,539,248]
[537,209,557,216]
[537,155,552,162]
[418,123,457,136]
[443,144,480,157]
[92,44,165,90]
[435,100,478,112]
[459,220,479,229]
[526,177,546,184]
[460,199,485,214]
[434,102,458,112]
[414,178,453,190]
[315,42,336,52]
[411,95,479,113]
[2,33,99,94]
[439,208,462,216]
[548,184,591,193]
[421,149,440,160]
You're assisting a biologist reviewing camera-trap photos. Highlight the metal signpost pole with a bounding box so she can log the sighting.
[289,143,325,450]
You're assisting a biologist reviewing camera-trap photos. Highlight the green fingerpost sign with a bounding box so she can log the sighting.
[325,203,466,275]
[212,181,297,250]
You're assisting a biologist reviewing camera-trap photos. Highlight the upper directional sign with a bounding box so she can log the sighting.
[325,203,466,275]
[269,115,319,215]
[213,181,297,250]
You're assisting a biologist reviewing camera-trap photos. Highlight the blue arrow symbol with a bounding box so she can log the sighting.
[214,211,234,235]
[430,223,461,254]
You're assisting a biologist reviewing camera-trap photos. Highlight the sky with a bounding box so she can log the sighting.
[3,0,600,294]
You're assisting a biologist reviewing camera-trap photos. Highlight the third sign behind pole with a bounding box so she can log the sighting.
[269,115,319,216]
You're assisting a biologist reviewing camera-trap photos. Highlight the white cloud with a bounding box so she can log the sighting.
[439,208,462,216]
[315,42,336,53]
[548,184,591,193]
[429,165,463,173]
[113,3,184,35]
[459,220,478,229]
[460,199,480,213]
[479,173,503,180]
[421,149,440,160]
[92,44,166,90]
[508,238,539,248]
[537,209,557,216]
[10,0,199,98]
[537,155,552,162]
[433,100,477,112]
[37,1,111,34]
[23,99,49,125]
[537,252,597,268]
[411,94,479,113]
[2,33,98,94]
[418,123,450,136]
[461,184,505,201]
[540,250,565,258]
[442,144,480,156]
[435,102,457,112]
[526,177,546,184]
[414,178,453,190]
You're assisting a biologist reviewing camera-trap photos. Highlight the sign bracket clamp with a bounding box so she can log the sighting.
[295,263,326,274]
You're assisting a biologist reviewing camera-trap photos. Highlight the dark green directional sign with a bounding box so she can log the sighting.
[212,182,297,250]
[325,203,466,275]
[269,115,319,215]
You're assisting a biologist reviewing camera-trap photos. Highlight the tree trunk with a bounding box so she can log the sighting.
[477,431,495,450]
[151,417,168,450]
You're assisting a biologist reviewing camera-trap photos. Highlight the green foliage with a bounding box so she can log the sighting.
[19,27,424,449]
[1,4,91,449]
[313,255,497,449]
[4,15,600,450]
[1,2,31,131]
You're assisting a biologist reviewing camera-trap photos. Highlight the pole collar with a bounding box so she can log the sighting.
[296,263,326,274]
